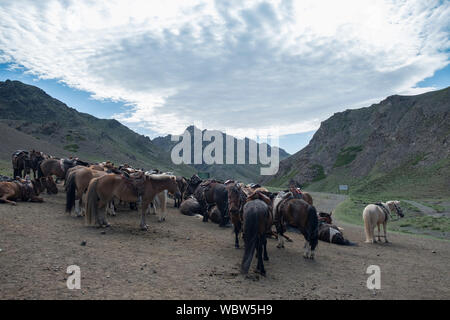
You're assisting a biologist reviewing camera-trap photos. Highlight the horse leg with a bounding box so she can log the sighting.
[256,237,266,276]
[96,200,110,228]
[383,222,389,243]
[277,233,285,248]
[0,193,17,205]
[377,224,381,242]
[140,200,150,230]
[263,235,269,261]
[234,222,241,248]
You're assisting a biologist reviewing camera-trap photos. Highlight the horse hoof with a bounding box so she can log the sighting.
[264,257,269,261]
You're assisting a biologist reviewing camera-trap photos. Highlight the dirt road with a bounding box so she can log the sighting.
[0,188,449,299]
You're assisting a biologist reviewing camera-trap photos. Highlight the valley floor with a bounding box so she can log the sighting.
[0,187,449,299]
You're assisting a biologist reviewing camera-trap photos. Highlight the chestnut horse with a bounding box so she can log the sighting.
[85,173,180,230]
[38,158,89,181]
[0,178,46,205]
[65,166,108,216]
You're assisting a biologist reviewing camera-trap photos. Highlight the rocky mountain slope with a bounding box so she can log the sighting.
[0,80,287,182]
[0,79,195,176]
[264,87,450,198]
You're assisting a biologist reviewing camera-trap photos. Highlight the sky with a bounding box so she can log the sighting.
[0,0,449,154]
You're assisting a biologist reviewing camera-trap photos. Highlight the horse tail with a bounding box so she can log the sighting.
[85,178,99,226]
[363,209,372,242]
[241,210,258,274]
[65,172,76,213]
[307,205,319,251]
[333,233,356,246]
[37,162,44,179]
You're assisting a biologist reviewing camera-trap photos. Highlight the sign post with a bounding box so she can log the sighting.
[339,185,349,194]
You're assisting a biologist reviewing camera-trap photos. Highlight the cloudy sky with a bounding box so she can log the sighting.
[0,0,449,153]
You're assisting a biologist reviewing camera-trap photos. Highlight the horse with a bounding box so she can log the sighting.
[363,201,404,243]
[146,190,169,222]
[317,212,355,246]
[65,166,108,216]
[0,177,46,205]
[179,196,203,217]
[227,183,247,248]
[241,193,273,276]
[12,150,31,178]
[174,176,187,208]
[38,158,89,182]
[85,173,180,230]
[285,187,313,206]
[29,150,48,179]
[184,175,230,227]
[273,191,319,259]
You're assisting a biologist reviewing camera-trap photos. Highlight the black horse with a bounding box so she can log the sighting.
[317,212,355,246]
[241,197,271,276]
[184,174,230,227]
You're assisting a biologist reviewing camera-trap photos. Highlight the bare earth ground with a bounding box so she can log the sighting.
[0,186,449,300]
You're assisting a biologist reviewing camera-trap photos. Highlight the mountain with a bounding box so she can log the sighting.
[0,79,195,177]
[152,125,290,182]
[264,87,450,199]
[0,79,287,182]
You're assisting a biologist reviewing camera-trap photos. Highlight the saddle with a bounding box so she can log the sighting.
[13,150,29,158]
[375,202,390,221]
[13,180,34,201]
[122,171,146,197]
[0,175,14,182]
[273,191,296,233]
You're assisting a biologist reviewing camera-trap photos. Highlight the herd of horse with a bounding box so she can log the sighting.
[1,149,405,276]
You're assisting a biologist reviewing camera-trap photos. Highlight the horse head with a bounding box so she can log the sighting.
[388,200,404,218]
[40,176,58,194]
[228,185,245,216]
[318,211,333,224]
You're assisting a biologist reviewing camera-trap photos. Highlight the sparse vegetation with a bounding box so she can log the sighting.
[63,144,79,152]
[333,145,362,168]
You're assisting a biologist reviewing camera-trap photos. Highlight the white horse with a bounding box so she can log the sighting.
[146,190,168,222]
[362,200,404,243]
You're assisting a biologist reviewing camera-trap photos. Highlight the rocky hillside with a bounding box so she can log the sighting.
[0,79,195,176]
[264,87,450,198]
[0,80,287,182]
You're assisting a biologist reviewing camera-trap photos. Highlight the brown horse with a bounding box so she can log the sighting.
[174,176,187,208]
[85,173,180,230]
[29,150,49,179]
[241,192,273,276]
[273,192,319,259]
[38,158,89,181]
[179,196,203,216]
[184,175,230,227]
[65,166,108,216]
[0,178,46,205]
[12,150,30,178]
[227,183,247,248]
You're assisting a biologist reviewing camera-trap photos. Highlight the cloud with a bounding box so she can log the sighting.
[0,0,449,137]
